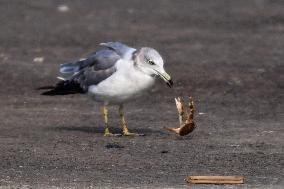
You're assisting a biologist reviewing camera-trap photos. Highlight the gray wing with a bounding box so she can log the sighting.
[100,42,136,58]
[59,42,136,91]
[77,65,117,91]
[60,49,120,73]
[75,49,120,91]
[60,42,135,74]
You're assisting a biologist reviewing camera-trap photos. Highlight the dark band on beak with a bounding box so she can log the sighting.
[154,69,173,88]
[167,79,173,88]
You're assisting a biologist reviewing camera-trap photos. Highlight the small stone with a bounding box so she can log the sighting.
[57,5,70,13]
[33,57,44,63]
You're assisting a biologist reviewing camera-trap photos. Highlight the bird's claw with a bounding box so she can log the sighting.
[104,133,122,137]
[104,128,122,137]
[165,96,196,136]
[120,125,145,136]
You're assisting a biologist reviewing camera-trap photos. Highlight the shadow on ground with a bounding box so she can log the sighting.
[48,126,163,135]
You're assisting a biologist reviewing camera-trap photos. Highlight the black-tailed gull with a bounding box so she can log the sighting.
[45,42,173,136]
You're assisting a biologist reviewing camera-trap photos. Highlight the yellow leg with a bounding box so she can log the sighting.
[101,106,120,137]
[119,104,129,134]
[119,105,144,136]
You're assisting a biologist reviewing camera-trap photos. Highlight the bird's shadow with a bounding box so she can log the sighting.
[48,125,164,135]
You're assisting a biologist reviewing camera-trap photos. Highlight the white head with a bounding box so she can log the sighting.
[133,47,173,87]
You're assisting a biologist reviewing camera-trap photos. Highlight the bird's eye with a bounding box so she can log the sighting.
[148,60,155,65]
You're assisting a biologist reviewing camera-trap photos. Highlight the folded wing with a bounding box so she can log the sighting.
[58,42,136,92]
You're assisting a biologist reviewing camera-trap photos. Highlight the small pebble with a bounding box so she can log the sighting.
[33,57,44,63]
[57,5,70,13]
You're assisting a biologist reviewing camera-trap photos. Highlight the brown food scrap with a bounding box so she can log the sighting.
[164,96,196,136]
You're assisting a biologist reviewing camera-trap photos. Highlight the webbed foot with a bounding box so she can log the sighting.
[123,131,145,136]
[103,128,122,137]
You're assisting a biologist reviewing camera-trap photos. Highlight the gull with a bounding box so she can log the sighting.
[44,42,173,136]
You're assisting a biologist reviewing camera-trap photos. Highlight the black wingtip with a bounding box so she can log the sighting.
[39,80,85,96]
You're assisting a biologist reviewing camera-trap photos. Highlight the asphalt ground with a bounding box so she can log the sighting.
[0,0,283,188]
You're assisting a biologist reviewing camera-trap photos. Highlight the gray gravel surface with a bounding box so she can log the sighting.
[0,0,283,188]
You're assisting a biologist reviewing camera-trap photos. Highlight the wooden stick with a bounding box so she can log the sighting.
[186,176,244,184]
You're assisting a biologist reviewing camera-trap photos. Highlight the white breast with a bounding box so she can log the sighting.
[88,59,155,104]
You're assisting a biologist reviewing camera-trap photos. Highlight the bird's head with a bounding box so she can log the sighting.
[134,47,173,88]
